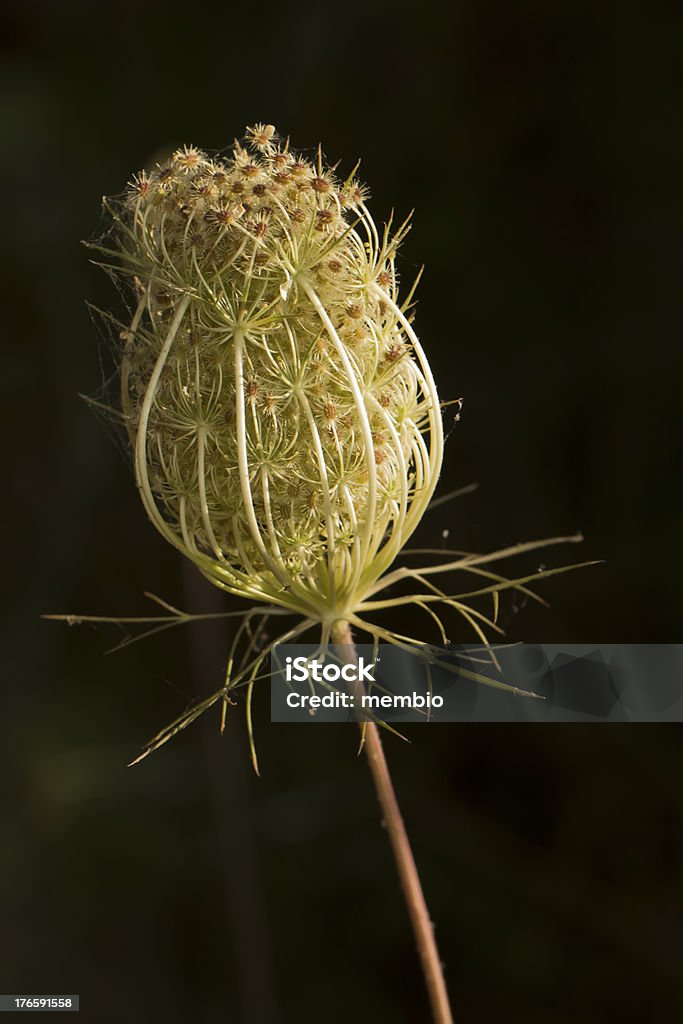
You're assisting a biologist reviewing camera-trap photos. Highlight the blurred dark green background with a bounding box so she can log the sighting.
[2,1,683,1021]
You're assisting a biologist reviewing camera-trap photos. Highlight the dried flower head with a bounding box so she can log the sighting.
[103,124,443,627]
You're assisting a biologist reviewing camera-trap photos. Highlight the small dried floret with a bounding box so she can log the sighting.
[246,213,269,238]
[341,181,369,207]
[127,171,151,201]
[173,145,204,170]
[315,209,336,230]
[240,162,261,179]
[191,179,218,201]
[187,227,204,248]
[246,123,277,150]
[205,203,244,228]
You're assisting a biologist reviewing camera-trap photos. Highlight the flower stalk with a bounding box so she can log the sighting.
[331,618,454,1024]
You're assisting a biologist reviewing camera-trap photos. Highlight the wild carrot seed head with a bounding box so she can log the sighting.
[102,124,443,621]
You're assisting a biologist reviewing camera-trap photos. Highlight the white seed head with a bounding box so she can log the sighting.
[102,125,444,622]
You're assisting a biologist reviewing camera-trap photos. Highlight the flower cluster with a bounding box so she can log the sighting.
[102,124,443,624]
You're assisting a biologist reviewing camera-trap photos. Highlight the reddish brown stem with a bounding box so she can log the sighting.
[331,620,454,1024]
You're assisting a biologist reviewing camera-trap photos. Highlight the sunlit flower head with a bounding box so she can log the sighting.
[105,124,444,626]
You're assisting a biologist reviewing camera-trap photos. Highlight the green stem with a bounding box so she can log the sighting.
[331,619,454,1024]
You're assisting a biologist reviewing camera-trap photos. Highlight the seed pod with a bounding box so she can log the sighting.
[104,125,443,623]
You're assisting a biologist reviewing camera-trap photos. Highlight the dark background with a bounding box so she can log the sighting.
[2,1,683,1021]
